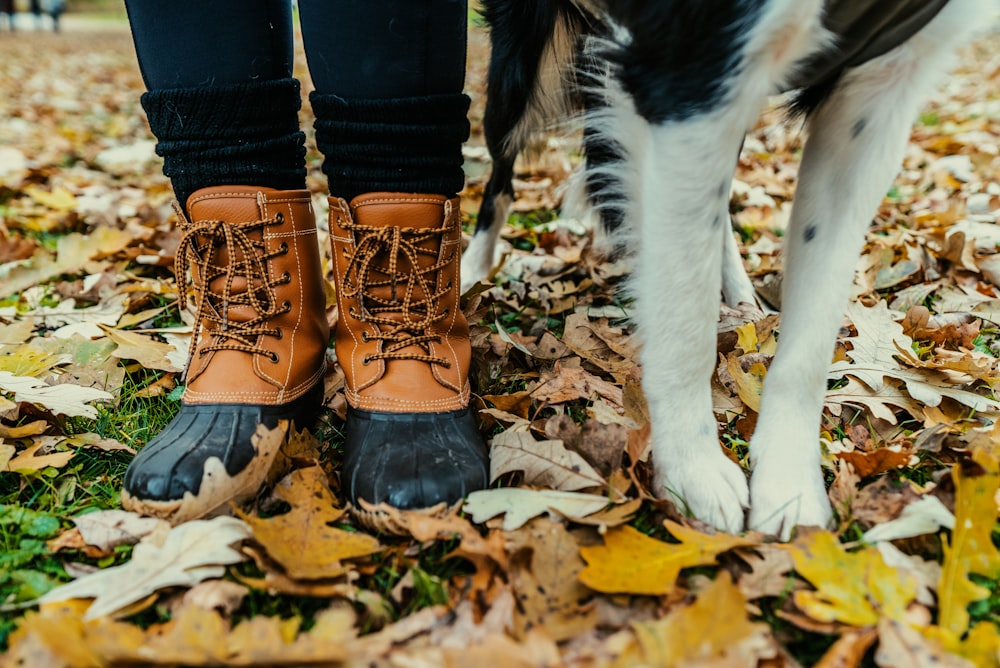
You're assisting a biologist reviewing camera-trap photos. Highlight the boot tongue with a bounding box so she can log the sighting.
[349,194,450,326]
[182,189,273,329]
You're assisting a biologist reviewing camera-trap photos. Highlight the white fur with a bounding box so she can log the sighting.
[748,0,997,538]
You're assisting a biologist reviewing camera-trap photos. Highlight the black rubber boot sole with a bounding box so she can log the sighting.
[122,382,323,523]
[342,406,490,512]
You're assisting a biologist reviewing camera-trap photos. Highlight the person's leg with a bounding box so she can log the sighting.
[300,0,489,516]
[121,1,328,523]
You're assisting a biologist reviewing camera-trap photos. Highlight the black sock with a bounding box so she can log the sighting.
[310,93,470,201]
[141,78,307,209]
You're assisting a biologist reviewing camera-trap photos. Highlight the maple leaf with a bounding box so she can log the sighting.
[789,531,918,627]
[38,516,251,620]
[578,522,756,595]
[489,428,606,491]
[0,370,112,419]
[828,301,1000,415]
[237,466,381,580]
[937,456,1000,639]
[630,572,776,666]
[506,518,598,641]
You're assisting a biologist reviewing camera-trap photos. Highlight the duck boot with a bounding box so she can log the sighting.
[123,187,329,523]
[329,193,489,514]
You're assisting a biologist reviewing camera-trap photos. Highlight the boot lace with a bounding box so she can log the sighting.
[341,217,455,368]
[174,207,291,372]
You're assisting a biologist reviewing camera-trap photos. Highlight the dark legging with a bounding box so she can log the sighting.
[125,0,466,97]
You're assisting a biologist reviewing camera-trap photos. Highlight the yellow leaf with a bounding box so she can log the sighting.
[25,185,77,211]
[924,622,1000,668]
[631,572,775,666]
[938,461,1000,637]
[238,467,381,579]
[578,522,756,595]
[726,353,766,412]
[98,324,183,373]
[5,441,75,472]
[790,531,917,626]
[735,322,758,354]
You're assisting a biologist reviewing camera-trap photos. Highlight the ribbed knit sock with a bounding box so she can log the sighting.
[141,78,307,209]
[310,93,470,201]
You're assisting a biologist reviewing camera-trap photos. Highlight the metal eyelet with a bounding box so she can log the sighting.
[282,300,292,312]
[362,355,371,365]
[279,242,289,253]
[274,213,284,224]
[269,352,280,363]
[274,329,283,340]
[360,331,369,342]
[281,271,291,283]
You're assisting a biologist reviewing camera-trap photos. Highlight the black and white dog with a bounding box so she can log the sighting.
[463,0,995,538]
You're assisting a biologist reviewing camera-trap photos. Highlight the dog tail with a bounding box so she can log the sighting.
[474,0,592,236]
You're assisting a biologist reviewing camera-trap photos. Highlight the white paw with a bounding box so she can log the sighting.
[748,458,832,540]
[460,232,500,294]
[654,452,749,534]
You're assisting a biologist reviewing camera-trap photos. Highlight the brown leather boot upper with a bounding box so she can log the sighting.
[329,193,471,413]
[178,186,328,406]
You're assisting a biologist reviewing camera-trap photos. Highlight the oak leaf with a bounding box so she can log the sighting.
[578,522,756,595]
[489,428,605,491]
[828,301,1000,414]
[238,466,381,580]
[3,440,74,472]
[0,370,112,419]
[38,516,251,620]
[464,488,610,530]
[98,324,183,372]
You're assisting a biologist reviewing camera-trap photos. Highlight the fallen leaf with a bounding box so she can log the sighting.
[861,496,954,543]
[489,428,606,491]
[579,522,756,595]
[39,516,251,620]
[0,371,112,419]
[4,441,75,472]
[73,509,170,552]
[98,323,183,373]
[238,466,381,580]
[876,618,973,668]
[789,531,918,627]
[630,572,776,666]
[938,458,1000,639]
[464,488,610,530]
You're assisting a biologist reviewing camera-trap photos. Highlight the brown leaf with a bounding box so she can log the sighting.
[489,428,606,491]
[238,466,381,580]
[531,361,623,406]
[836,448,913,479]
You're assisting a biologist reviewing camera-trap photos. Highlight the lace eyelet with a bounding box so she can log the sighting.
[274,213,284,224]
[361,331,369,342]
[282,300,292,312]
[362,355,371,365]
[269,352,280,363]
[274,329,283,340]
[281,271,291,283]
[446,280,453,290]
[279,242,289,253]
[443,307,450,315]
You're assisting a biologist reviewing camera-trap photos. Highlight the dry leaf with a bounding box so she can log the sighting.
[464,488,610,530]
[0,371,112,419]
[630,572,776,666]
[238,466,381,580]
[489,428,606,491]
[38,516,251,620]
[579,522,756,595]
[789,531,917,627]
[73,509,170,552]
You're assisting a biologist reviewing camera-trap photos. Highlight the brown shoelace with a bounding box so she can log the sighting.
[341,218,454,368]
[175,208,290,373]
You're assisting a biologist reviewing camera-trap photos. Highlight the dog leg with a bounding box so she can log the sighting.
[748,0,995,539]
[462,0,587,291]
[721,214,762,316]
[608,0,827,533]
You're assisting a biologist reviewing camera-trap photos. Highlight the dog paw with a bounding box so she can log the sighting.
[747,460,832,540]
[654,452,749,534]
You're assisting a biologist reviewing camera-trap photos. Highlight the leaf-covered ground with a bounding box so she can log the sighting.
[2,11,1000,668]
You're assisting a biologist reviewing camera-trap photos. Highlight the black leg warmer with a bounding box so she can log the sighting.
[310,93,470,201]
[141,78,307,209]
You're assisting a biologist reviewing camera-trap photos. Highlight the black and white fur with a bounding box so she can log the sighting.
[465,0,996,538]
